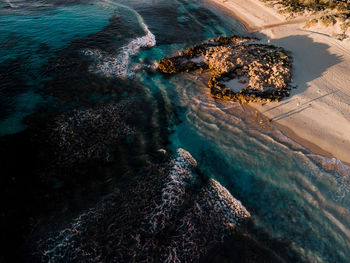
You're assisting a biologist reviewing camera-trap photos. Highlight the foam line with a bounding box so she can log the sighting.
[5,0,18,8]
[84,0,156,78]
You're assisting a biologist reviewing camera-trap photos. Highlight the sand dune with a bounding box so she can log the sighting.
[210,0,350,164]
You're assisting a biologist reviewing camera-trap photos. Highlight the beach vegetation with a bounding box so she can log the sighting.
[304,18,319,27]
[340,19,350,31]
[261,0,350,13]
[320,15,337,26]
[262,0,350,39]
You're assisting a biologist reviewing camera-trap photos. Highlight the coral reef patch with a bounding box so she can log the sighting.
[51,101,134,164]
[158,35,293,103]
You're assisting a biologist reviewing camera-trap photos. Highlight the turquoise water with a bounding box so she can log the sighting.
[0,3,114,135]
[137,65,350,262]
[1,0,350,262]
[0,5,115,59]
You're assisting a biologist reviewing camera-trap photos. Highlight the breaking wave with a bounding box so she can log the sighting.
[37,149,250,263]
[5,0,18,8]
[307,154,350,202]
[83,1,156,78]
[3,0,54,9]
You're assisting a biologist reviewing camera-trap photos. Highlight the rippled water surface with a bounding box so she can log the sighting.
[1,0,350,262]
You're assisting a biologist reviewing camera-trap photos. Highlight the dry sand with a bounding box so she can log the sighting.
[209,0,350,165]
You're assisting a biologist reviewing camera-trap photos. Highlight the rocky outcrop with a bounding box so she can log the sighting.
[38,149,250,263]
[158,35,293,103]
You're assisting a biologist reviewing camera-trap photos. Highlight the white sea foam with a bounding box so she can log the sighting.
[149,148,196,232]
[307,154,350,202]
[41,209,103,262]
[5,0,18,8]
[83,1,156,78]
[307,154,350,176]
[4,0,53,9]
[40,148,250,262]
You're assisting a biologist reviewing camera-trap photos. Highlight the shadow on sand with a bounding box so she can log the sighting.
[255,33,343,120]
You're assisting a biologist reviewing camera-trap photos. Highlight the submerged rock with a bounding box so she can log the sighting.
[50,101,134,164]
[37,149,250,262]
[158,35,293,103]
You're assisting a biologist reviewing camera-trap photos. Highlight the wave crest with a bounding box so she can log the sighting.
[37,149,250,263]
[82,4,156,79]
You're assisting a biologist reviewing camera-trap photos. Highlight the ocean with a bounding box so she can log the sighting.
[1,0,350,262]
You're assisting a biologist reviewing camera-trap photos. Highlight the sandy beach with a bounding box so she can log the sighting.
[208,0,350,165]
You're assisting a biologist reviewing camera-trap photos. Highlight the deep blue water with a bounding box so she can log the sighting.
[1,0,350,262]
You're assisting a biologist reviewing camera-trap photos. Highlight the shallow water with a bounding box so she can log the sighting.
[1,0,350,262]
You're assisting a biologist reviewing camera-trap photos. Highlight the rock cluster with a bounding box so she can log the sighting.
[158,36,250,74]
[38,149,250,263]
[158,35,293,103]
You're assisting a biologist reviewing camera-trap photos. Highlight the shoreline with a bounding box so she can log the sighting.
[275,120,350,167]
[207,0,350,165]
[242,104,350,166]
[203,0,253,32]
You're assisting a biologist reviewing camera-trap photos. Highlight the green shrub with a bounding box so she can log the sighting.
[319,15,336,27]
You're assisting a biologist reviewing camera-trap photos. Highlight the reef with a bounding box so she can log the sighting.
[51,101,134,164]
[158,35,293,103]
[37,149,250,263]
